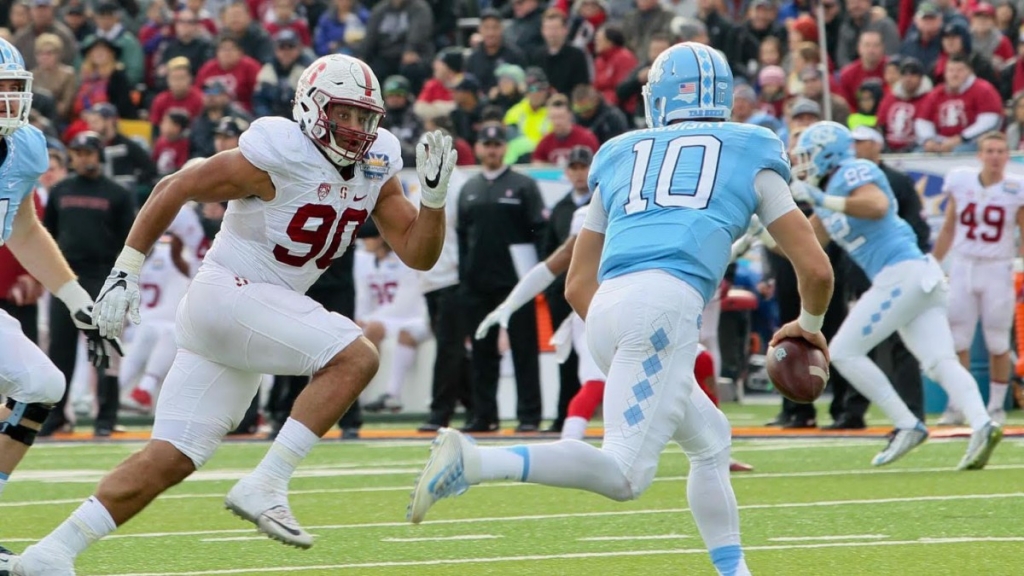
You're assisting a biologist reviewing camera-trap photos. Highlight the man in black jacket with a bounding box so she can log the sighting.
[40,132,135,437]
[84,103,157,204]
[571,84,628,144]
[529,9,590,97]
[467,9,526,95]
[459,124,547,432]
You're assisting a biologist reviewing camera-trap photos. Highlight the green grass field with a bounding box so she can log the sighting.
[2,404,1022,575]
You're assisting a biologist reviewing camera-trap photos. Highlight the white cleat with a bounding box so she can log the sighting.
[225,476,313,549]
[936,408,965,426]
[987,407,1007,426]
[8,543,76,575]
[957,422,1003,471]
[407,428,477,524]
[872,423,929,467]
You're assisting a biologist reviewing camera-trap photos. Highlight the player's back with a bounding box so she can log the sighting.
[818,158,922,279]
[203,117,402,294]
[592,122,789,304]
[943,167,1024,261]
[0,125,48,244]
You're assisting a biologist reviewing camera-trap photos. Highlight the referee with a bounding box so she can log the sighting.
[40,132,135,437]
[459,124,547,433]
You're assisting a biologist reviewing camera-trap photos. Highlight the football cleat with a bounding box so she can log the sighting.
[936,408,965,426]
[957,422,1003,471]
[225,476,313,549]
[871,423,928,467]
[9,543,77,575]
[729,459,754,472]
[987,407,1007,426]
[407,428,476,524]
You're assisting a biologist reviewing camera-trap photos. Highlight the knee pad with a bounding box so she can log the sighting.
[1,399,54,447]
[983,327,1011,357]
[567,380,604,420]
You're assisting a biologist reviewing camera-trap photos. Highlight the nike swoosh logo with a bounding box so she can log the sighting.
[353,194,367,201]
[264,506,302,536]
[425,154,443,189]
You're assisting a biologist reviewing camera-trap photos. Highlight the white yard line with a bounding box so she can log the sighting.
[381,535,501,543]
[578,534,689,541]
[199,537,279,543]
[99,537,1024,576]
[768,534,889,542]
[3,492,1022,544]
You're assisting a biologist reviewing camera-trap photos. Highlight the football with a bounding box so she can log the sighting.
[766,337,829,404]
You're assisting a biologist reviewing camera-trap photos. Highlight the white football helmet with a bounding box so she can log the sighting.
[0,38,33,136]
[293,54,385,166]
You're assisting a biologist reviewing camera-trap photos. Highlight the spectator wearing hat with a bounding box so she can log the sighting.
[190,79,252,157]
[732,84,786,140]
[466,9,525,96]
[900,2,944,72]
[615,30,673,123]
[847,77,884,130]
[529,9,591,98]
[621,0,673,63]
[757,64,786,119]
[458,123,546,433]
[378,75,422,168]
[876,57,933,152]
[83,102,157,199]
[836,0,900,69]
[917,53,1002,153]
[504,0,544,56]
[837,29,887,108]
[503,66,552,147]
[787,96,822,132]
[31,33,76,121]
[157,9,214,82]
[62,4,95,44]
[971,3,1013,69]
[211,115,249,152]
[312,0,368,56]
[592,24,635,107]
[414,47,465,121]
[253,29,313,118]
[149,57,204,132]
[195,35,261,112]
[570,83,628,144]
[73,36,136,119]
[451,74,482,145]
[152,107,192,176]
[796,65,850,126]
[531,94,598,165]
[488,63,525,112]
[221,0,274,63]
[360,0,435,94]
[265,0,312,47]
[540,144,594,431]
[934,21,999,89]
[41,131,135,437]
[13,0,77,69]
[89,1,144,86]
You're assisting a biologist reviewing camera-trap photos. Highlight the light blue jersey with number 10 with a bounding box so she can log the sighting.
[815,158,921,280]
[589,121,790,304]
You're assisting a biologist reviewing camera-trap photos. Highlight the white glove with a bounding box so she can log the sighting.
[790,180,825,206]
[57,281,124,369]
[416,130,458,209]
[93,247,145,338]
[475,303,514,340]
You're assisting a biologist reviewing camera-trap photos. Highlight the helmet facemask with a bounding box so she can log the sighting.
[0,70,33,137]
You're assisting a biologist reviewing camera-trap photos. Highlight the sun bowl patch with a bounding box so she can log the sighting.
[361,152,390,181]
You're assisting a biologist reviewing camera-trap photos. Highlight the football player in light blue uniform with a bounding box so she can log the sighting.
[0,37,120,573]
[407,42,835,576]
[791,121,1001,470]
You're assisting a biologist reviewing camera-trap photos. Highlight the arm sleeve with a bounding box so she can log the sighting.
[582,187,608,233]
[962,112,1002,141]
[753,169,798,226]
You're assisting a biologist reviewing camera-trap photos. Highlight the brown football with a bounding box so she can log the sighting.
[766,337,829,404]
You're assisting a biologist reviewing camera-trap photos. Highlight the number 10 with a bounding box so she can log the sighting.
[624,135,722,214]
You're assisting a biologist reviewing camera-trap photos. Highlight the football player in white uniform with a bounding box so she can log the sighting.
[933,131,1024,425]
[355,221,430,413]
[118,233,191,411]
[9,54,457,574]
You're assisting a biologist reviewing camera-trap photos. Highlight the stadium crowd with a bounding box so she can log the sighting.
[1,0,1022,437]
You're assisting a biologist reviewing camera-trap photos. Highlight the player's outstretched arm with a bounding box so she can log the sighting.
[475,235,576,340]
[931,197,958,262]
[93,151,276,338]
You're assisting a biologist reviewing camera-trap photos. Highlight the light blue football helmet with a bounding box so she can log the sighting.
[0,37,32,136]
[791,121,854,186]
[642,42,733,128]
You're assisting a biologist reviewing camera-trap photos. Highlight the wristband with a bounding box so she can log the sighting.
[821,195,847,213]
[55,280,92,312]
[798,308,824,333]
[114,246,146,276]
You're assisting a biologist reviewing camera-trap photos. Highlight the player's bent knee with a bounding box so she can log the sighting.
[323,336,380,384]
[37,363,66,405]
[921,355,958,381]
[983,331,1011,357]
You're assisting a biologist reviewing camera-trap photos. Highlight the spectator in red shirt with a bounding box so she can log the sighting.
[876,57,934,152]
[933,21,1000,90]
[757,65,786,119]
[153,108,192,176]
[592,24,636,107]
[838,29,886,108]
[970,3,1013,70]
[414,47,464,121]
[194,35,261,112]
[149,57,205,133]
[266,0,312,47]
[530,94,599,165]
[915,54,1003,153]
